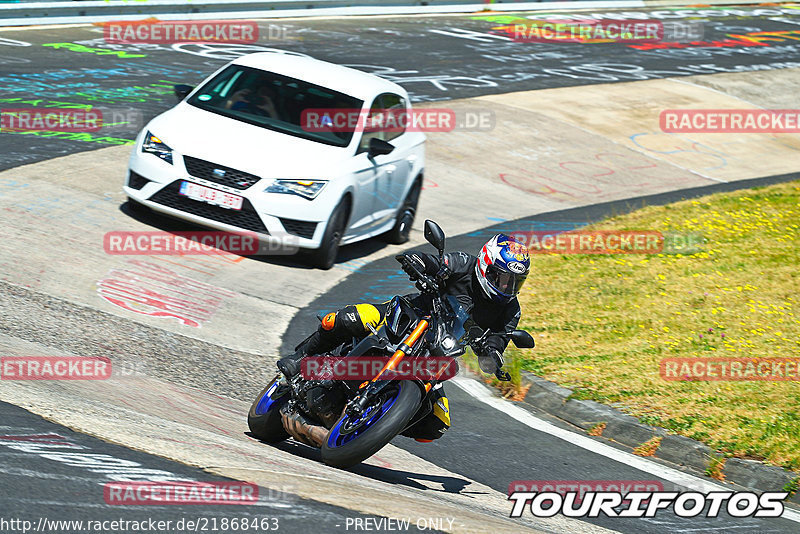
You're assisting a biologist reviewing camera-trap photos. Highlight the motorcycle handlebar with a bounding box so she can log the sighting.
[395,255,513,382]
[395,255,440,295]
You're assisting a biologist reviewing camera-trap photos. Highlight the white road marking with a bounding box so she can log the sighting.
[452,376,800,524]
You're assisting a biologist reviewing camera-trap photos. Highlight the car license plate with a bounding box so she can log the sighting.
[179,181,243,210]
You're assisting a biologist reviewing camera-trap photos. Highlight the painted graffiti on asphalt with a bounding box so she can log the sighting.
[42,42,147,58]
[96,260,237,328]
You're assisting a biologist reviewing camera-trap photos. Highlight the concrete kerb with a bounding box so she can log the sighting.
[518,370,800,504]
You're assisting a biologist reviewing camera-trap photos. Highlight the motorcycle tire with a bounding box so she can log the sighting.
[247,374,290,443]
[321,382,422,468]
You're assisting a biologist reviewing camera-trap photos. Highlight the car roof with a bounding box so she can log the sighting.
[232,53,406,103]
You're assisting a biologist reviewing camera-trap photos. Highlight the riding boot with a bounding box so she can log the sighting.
[276,324,344,378]
[277,305,382,378]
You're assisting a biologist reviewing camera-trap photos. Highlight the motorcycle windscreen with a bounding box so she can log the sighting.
[386,296,418,343]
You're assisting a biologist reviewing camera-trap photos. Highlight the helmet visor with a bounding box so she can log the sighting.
[486,264,528,297]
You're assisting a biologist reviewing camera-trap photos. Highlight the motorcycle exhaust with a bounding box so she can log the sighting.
[280,409,328,448]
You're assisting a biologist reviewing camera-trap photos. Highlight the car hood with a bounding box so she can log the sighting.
[145,104,354,179]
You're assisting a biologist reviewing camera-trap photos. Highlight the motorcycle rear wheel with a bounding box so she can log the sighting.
[247,374,290,443]
[321,382,422,468]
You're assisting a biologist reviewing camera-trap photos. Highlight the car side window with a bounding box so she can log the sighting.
[358,93,407,153]
[358,97,386,153]
[380,93,407,142]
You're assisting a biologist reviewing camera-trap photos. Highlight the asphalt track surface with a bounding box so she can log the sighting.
[2,5,800,169]
[2,5,800,534]
[0,401,429,534]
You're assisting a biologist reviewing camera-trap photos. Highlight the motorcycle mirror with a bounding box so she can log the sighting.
[423,220,445,257]
[510,330,535,349]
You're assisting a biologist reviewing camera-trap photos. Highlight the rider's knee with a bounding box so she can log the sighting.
[337,303,383,337]
[306,303,383,355]
[317,307,357,338]
[354,303,384,330]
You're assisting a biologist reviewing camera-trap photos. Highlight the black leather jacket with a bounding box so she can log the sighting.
[408,251,522,354]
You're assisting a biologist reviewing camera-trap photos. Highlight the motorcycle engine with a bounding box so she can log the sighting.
[305,385,345,428]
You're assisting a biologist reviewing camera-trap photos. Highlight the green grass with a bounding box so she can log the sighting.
[515,180,800,470]
[461,347,530,400]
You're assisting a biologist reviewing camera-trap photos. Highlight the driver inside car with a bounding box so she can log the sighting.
[225,84,279,119]
[278,234,531,442]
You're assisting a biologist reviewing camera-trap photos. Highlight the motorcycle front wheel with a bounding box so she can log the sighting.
[321,382,422,468]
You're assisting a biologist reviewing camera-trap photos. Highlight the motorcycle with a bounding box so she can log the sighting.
[247,220,535,468]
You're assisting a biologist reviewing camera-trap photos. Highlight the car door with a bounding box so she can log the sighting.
[349,95,397,235]
[370,93,414,228]
[348,97,384,236]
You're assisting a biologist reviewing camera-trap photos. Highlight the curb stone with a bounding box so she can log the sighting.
[725,458,800,502]
[518,371,800,504]
[656,434,712,471]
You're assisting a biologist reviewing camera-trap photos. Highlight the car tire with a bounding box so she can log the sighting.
[384,179,421,245]
[311,198,349,270]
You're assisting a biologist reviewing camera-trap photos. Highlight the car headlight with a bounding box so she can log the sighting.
[265,180,327,200]
[142,131,173,165]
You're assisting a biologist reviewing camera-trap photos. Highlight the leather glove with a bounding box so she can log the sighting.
[478,348,504,374]
[436,263,451,283]
[397,253,424,280]
[401,252,438,277]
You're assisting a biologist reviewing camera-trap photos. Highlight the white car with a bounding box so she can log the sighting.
[124,52,425,269]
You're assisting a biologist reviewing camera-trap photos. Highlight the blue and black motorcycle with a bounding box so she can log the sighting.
[248,220,534,468]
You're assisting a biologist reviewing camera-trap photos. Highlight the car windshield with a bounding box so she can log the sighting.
[186,64,364,148]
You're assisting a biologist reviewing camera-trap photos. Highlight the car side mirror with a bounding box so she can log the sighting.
[423,220,445,257]
[510,330,535,349]
[368,138,395,158]
[174,84,194,101]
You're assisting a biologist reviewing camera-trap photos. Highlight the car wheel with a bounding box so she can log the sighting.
[311,198,349,270]
[384,179,421,245]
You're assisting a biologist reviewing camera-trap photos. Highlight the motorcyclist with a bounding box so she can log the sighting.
[278,233,531,441]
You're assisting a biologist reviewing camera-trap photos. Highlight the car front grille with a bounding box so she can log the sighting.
[280,218,317,239]
[183,155,261,190]
[149,181,269,235]
[127,170,150,190]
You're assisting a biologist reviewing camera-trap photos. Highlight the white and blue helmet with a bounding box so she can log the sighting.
[475,234,530,303]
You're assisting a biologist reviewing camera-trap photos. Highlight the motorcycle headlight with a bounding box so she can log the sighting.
[142,131,173,165]
[264,180,327,200]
